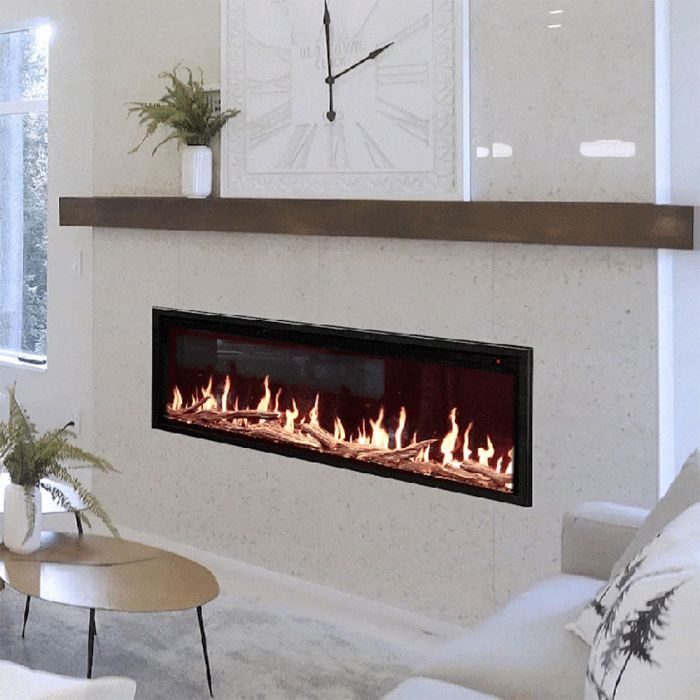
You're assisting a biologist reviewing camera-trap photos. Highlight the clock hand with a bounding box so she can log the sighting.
[330,42,394,81]
[323,0,336,122]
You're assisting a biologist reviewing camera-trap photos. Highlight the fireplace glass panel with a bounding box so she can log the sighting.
[153,309,532,506]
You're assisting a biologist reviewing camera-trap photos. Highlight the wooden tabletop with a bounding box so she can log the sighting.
[0,533,219,613]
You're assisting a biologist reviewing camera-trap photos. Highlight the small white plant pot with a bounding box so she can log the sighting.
[181,145,212,198]
[3,482,42,554]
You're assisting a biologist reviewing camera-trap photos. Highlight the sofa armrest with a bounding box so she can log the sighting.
[561,501,649,581]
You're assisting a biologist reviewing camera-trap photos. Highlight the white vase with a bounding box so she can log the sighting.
[181,145,212,198]
[3,483,42,554]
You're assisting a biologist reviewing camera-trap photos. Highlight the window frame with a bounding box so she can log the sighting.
[0,17,50,369]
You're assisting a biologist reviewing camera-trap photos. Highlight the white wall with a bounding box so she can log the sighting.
[0,1,94,444]
[671,253,700,470]
[670,0,700,470]
[670,0,700,204]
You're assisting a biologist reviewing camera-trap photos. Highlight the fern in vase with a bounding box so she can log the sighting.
[0,386,118,546]
[128,64,240,154]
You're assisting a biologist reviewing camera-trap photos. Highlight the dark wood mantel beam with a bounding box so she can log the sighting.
[58,197,694,249]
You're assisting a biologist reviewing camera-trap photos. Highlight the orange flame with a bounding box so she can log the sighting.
[170,386,183,411]
[202,376,217,411]
[395,406,407,450]
[440,408,459,465]
[478,435,495,466]
[284,399,298,433]
[462,421,473,462]
[169,374,513,490]
[333,416,346,441]
[256,375,271,412]
[356,419,369,445]
[222,375,231,413]
[369,407,389,449]
[272,387,282,414]
[309,394,320,426]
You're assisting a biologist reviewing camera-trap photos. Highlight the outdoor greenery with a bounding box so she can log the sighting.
[0,27,48,357]
[0,386,119,542]
[20,29,48,356]
[128,65,240,155]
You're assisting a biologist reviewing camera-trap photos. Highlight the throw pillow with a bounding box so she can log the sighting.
[609,449,700,579]
[585,570,699,700]
[568,500,700,647]
[582,504,700,699]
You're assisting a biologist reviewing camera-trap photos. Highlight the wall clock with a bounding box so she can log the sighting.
[222,0,466,199]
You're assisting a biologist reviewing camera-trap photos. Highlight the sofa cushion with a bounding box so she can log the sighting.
[417,574,600,700]
[610,449,700,579]
[0,661,136,700]
[569,500,700,647]
[584,503,700,699]
[383,677,500,700]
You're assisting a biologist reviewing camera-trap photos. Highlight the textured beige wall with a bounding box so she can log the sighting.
[92,231,660,622]
[92,0,220,196]
[470,0,656,202]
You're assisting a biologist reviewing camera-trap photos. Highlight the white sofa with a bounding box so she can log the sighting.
[385,448,700,700]
[0,661,135,700]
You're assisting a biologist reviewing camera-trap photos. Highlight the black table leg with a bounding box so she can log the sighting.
[21,596,31,638]
[21,516,82,639]
[196,605,213,697]
[87,608,96,678]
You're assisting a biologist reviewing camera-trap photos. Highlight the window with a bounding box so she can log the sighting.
[0,24,49,361]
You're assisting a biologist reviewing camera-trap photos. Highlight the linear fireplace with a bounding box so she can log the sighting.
[152,309,533,506]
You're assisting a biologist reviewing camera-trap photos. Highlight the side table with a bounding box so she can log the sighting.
[0,532,220,696]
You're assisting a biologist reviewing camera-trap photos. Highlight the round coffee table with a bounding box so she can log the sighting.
[0,532,219,695]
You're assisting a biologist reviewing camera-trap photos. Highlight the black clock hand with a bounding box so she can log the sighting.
[323,1,336,122]
[331,42,393,81]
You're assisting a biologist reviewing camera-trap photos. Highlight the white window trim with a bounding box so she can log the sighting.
[0,99,47,115]
[0,17,50,35]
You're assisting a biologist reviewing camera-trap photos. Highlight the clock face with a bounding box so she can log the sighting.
[223,0,463,198]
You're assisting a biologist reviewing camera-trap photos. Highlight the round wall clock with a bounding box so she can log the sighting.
[222,0,465,199]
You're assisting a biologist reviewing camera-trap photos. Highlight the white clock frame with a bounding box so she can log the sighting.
[221,0,469,200]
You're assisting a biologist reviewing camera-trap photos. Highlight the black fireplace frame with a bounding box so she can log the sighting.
[152,308,533,507]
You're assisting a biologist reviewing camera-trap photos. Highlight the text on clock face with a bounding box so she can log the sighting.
[298,40,363,71]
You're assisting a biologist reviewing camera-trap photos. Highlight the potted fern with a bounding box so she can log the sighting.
[128,65,240,198]
[0,387,118,554]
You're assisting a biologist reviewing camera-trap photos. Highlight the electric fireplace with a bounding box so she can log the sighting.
[152,308,533,506]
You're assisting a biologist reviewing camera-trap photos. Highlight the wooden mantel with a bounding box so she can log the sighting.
[58,197,695,249]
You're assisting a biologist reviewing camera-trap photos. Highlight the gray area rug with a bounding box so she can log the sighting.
[0,587,412,699]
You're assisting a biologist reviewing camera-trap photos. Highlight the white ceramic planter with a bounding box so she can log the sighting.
[181,145,212,198]
[3,483,42,554]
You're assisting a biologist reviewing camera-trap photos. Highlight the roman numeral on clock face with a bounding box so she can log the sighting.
[329,122,348,169]
[375,62,429,85]
[355,121,393,169]
[277,124,317,170]
[385,13,430,44]
[376,97,430,145]
[248,72,292,95]
[247,100,292,150]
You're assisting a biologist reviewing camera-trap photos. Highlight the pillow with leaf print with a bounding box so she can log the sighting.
[568,500,700,647]
[583,503,700,700]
